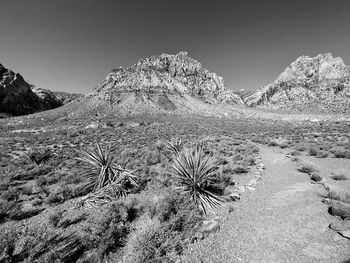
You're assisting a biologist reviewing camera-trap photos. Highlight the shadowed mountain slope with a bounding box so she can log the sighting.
[0,63,62,117]
[0,63,84,118]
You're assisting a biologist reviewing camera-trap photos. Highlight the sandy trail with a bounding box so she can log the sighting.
[182,146,350,263]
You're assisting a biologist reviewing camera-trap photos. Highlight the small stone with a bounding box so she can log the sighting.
[249,179,258,185]
[310,173,323,182]
[329,221,350,231]
[246,186,256,191]
[331,201,350,218]
[229,192,241,201]
[236,186,245,193]
[339,230,350,239]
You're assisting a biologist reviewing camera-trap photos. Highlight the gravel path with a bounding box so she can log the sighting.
[181,146,350,263]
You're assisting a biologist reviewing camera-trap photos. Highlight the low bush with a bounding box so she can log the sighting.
[1,188,19,202]
[331,170,350,181]
[49,209,65,227]
[26,147,53,166]
[297,162,319,174]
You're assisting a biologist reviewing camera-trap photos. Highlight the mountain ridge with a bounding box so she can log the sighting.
[68,51,246,117]
[244,53,350,113]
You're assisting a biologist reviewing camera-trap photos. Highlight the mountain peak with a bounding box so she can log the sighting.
[83,52,244,116]
[244,53,350,113]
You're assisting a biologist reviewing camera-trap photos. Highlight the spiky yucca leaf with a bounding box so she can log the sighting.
[76,142,138,208]
[160,138,183,160]
[77,142,117,191]
[169,145,223,215]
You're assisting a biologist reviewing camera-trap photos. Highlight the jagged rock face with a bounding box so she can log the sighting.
[245,53,350,113]
[0,63,63,117]
[89,52,245,111]
[52,91,83,105]
[31,87,62,109]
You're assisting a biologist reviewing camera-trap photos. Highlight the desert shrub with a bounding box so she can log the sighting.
[16,166,52,181]
[326,186,350,203]
[308,147,319,156]
[242,156,256,166]
[297,162,319,174]
[124,193,202,263]
[294,143,308,152]
[331,170,350,181]
[145,150,161,165]
[267,140,279,146]
[169,144,223,214]
[18,227,85,262]
[279,141,289,148]
[20,184,33,195]
[86,197,143,260]
[58,213,88,228]
[7,206,45,221]
[0,201,17,222]
[36,176,48,187]
[0,228,17,262]
[1,188,19,202]
[233,165,249,174]
[49,209,65,227]
[288,150,302,156]
[123,219,181,263]
[46,192,64,204]
[26,147,53,166]
[331,148,350,159]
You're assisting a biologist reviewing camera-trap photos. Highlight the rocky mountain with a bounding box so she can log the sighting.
[31,87,62,109]
[245,53,350,113]
[0,63,81,117]
[0,63,60,117]
[52,91,83,104]
[80,52,245,116]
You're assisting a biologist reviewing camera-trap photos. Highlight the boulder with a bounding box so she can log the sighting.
[191,217,221,242]
[330,201,350,218]
[339,230,350,239]
[329,220,350,231]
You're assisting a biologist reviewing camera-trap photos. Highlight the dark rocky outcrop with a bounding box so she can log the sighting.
[245,53,350,113]
[0,63,56,116]
[0,63,81,117]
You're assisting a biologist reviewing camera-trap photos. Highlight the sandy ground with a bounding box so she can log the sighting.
[181,146,350,263]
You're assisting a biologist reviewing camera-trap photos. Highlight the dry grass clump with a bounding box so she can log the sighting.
[325,184,350,204]
[122,190,202,263]
[297,161,320,174]
[25,147,53,166]
[330,170,350,181]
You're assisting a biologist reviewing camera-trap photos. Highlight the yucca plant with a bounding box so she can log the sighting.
[159,138,184,160]
[169,145,223,215]
[77,142,138,207]
[26,147,53,166]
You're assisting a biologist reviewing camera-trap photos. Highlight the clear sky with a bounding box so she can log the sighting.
[1,0,349,94]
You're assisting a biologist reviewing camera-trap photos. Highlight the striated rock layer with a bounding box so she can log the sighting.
[83,51,245,115]
[245,53,350,113]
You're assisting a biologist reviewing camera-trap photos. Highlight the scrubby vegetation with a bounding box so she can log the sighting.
[1,113,349,261]
[0,115,263,262]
